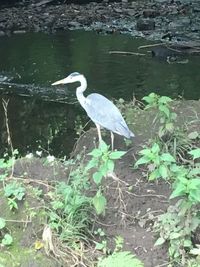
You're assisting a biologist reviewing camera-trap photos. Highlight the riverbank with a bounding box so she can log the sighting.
[0,0,200,43]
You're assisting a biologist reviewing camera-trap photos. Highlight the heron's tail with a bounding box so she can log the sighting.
[130,131,135,138]
[115,122,135,139]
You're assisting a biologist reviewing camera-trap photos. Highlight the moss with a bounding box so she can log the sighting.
[0,247,59,267]
[0,187,55,267]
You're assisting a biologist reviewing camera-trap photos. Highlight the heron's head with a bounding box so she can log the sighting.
[51,72,83,86]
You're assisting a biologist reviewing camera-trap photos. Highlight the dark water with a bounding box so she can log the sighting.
[0,31,199,157]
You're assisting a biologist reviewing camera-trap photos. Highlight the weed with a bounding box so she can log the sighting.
[0,218,13,247]
[3,181,25,210]
[86,140,125,214]
[97,235,144,267]
[134,142,175,180]
[142,93,177,138]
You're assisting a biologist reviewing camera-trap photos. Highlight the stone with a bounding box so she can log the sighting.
[143,9,160,18]
[0,30,5,36]
[136,19,155,31]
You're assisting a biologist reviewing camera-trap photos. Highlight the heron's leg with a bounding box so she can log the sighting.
[110,131,114,150]
[95,123,102,143]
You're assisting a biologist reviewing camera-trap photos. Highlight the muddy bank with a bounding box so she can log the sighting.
[0,0,200,42]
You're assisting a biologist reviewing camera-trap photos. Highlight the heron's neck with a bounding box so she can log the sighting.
[76,75,87,107]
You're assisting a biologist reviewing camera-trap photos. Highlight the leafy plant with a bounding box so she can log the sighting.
[87,140,125,214]
[134,143,175,180]
[4,181,25,210]
[1,234,13,246]
[97,235,144,267]
[170,165,200,203]
[142,93,177,138]
[87,141,125,185]
[189,148,200,161]
[47,154,93,246]
[154,147,200,265]
[97,251,144,267]
[154,201,200,263]
[0,217,13,247]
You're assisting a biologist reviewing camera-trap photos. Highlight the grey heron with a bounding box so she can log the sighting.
[52,72,134,149]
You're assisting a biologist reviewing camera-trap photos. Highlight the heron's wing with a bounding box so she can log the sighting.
[85,93,133,138]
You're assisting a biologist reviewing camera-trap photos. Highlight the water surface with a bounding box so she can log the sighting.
[0,31,199,156]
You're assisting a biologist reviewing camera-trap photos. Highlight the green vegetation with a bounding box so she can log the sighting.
[0,142,140,266]
[135,93,200,266]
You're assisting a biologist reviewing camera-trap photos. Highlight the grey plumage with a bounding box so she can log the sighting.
[52,72,134,147]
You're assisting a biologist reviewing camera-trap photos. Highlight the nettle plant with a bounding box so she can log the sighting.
[154,148,200,264]
[142,93,177,138]
[86,141,125,215]
[134,143,176,180]
[135,139,200,264]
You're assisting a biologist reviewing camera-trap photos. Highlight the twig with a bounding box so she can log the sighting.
[109,50,146,56]
[138,43,163,49]
[126,190,168,200]
[2,98,15,177]
[6,176,54,189]
[5,219,32,223]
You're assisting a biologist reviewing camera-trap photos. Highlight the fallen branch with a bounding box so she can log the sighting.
[109,50,146,56]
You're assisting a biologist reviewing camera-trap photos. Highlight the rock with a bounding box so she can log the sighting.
[0,30,5,36]
[168,17,191,30]
[143,9,160,18]
[136,19,155,31]
[13,30,26,34]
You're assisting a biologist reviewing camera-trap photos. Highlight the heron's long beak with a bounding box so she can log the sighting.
[51,77,69,86]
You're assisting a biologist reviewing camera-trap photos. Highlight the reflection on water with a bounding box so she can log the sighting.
[0,31,199,156]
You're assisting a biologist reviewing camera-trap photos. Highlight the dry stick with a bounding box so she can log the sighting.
[138,43,163,49]
[2,98,16,178]
[7,176,54,189]
[2,99,13,153]
[109,50,146,56]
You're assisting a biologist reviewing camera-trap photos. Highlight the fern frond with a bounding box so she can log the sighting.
[97,251,144,267]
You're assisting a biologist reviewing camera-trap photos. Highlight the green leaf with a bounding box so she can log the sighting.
[138,148,151,156]
[189,190,200,203]
[88,148,102,158]
[109,151,126,159]
[134,157,150,167]
[151,143,160,154]
[99,164,109,177]
[188,148,200,160]
[160,153,176,162]
[188,131,199,140]
[154,237,165,246]
[0,218,6,230]
[99,140,109,153]
[188,179,200,190]
[183,239,192,248]
[158,164,168,179]
[170,184,187,199]
[2,234,13,246]
[93,172,103,184]
[142,93,157,104]
[158,96,172,104]
[148,169,160,181]
[170,232,181,239]
[92,193,107,215]
[158,105,170,118]
[86,158,98,170]
[107,160,114,172]
[98,251,144,267]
